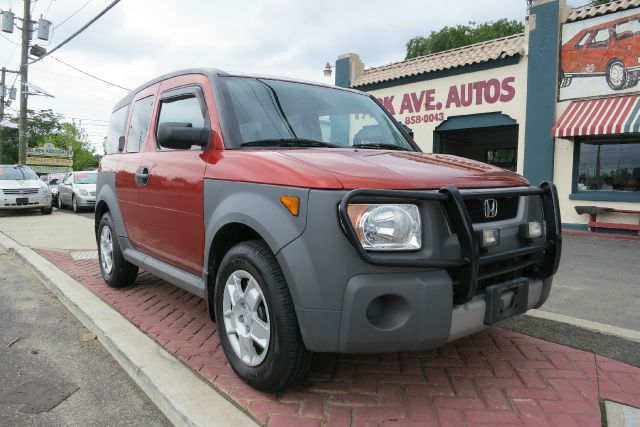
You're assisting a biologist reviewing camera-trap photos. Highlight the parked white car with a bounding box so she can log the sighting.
[57,171,97,213]
[0,165,53,214]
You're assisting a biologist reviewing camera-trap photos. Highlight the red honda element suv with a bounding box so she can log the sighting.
[96,69,561,392]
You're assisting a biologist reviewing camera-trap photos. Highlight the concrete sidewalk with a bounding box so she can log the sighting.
[0,210,96,251]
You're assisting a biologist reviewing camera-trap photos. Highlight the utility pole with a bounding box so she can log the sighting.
[18,0,31,165]
[0,67,5,162]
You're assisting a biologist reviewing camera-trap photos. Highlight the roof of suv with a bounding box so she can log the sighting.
[113,68,366,111]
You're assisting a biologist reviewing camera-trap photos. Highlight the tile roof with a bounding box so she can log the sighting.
[566,0,640,23]
[351,33,525,88]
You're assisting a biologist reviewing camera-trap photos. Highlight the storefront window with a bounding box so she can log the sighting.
[576,137,640,192]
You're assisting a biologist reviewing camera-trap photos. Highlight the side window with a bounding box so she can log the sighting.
[127,96,154,153]
[575,32,591,48]
[156,91,207,150]
[589,29,610,46]
[63,173,72,184]
[105,104,129,154]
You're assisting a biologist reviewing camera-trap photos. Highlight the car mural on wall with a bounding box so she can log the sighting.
[560,12,640,91]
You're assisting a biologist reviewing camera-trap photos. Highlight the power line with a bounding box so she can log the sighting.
[29,69,114,102]
[63,116,109,122]
[0,31,19,46]
[28,0,121,65]
[50,56,130,91]
[52,0,95,30]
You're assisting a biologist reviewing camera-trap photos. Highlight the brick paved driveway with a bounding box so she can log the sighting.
[37,249,640,427]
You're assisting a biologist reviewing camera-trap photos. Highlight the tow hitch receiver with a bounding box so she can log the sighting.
[484,279,529,325]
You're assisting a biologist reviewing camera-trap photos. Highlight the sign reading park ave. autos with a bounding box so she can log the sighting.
[26,143,73,174]
[373,76,517,126]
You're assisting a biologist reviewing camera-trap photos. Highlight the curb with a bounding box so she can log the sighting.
[563,229,640,242]
[0,232,256,427]
[526,309,640,343]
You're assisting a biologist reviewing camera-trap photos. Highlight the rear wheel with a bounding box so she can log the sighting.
[214,240,313,392]
[98,212,138,288]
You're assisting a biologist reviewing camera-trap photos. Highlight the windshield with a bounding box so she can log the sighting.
[220,77,414,151]
[0,166,39,181]
[74,172,97,184]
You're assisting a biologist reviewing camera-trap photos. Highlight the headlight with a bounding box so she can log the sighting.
[42,187,50,195]
[347,204,421,251]
[78,189,89,196]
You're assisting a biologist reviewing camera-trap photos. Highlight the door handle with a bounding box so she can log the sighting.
[135,167,150,187]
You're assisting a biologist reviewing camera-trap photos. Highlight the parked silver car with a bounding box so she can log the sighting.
[57,171,97,212]
[0,165,53,214]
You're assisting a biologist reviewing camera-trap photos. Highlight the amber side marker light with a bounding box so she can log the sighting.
[280,195,300,216]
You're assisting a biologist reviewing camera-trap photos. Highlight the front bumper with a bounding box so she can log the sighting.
[0,193,52,209]
[280,182,561,353]
[76,194,96,208]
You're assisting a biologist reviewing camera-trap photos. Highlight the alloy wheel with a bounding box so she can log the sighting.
[100,226,114,275]
[222,270,271,367]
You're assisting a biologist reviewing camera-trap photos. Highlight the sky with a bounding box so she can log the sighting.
[0,0,587,153]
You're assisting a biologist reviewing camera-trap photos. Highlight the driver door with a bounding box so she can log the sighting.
[134,74,215,275]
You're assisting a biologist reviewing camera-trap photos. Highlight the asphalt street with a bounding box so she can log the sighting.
[0,246,170,427]
[543,234,640,331]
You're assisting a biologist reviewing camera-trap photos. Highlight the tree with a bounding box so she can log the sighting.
[405,19,525,59]
[0,109,98,170]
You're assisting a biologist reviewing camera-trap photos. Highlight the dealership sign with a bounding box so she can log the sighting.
[26,143,73,174]
[375,77,517,125]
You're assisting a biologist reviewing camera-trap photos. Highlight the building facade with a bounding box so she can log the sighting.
[335,0,640,232]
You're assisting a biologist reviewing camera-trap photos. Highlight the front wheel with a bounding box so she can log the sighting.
[607,59,628,90]
[41,206,53,215]
[72,195,79,213]
[57,196,63,209]
[98,212,139,288]
[214,240,313,392]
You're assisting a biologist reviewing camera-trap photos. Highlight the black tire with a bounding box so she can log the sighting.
[97,212,138,288]
[606,59,628,90]
[57,196,63,209]
[214,240,313,392]
[72,195,79,213]
[41,206,53,215]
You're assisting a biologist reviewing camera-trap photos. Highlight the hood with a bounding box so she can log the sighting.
[0,179,47,190]
[278,149,529,190]
[74,183,96,192]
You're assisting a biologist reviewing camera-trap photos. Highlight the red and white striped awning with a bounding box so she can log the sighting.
[552,95,640,138]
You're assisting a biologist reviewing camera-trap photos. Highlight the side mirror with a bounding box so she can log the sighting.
[157,122,209,150]
[118,136,125,152]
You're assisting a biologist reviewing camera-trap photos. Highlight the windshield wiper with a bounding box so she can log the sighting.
[352,143,410,151]
[241,138,339,148]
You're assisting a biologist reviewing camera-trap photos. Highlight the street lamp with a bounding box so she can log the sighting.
[323,62,333,78]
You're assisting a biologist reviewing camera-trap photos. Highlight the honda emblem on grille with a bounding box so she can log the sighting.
[483,199,498,219]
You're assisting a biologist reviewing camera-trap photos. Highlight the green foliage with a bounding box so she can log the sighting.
[0,109,98,170]
[405,19,525,59]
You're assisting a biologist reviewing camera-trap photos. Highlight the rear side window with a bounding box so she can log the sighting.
[127,96,154,153]
[105,105,129,155]
[156,92,207,150]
